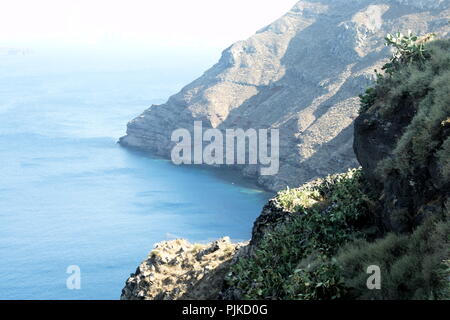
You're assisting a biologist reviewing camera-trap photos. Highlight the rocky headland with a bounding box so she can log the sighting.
[121,238,248,300]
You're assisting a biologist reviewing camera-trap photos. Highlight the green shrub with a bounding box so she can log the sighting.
[225,169,376,300]
[359,31,437,113]
[348,36,450,299]
[337,217,450,300]
[375,39,450,179]
[383,31,436,74]
[359,87,378,114]
[437,136,450,180]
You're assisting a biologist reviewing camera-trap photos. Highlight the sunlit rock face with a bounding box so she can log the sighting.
[121,238,248,300]
[120,0,450,191]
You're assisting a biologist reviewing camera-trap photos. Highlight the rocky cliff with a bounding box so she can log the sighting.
[121,34,450,300]
[120,0,450,191]
[223,37,450,300]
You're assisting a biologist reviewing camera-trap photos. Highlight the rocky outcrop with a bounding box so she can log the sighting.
[120,0,450,191]
[119,200,295,300]
[121,238,248,300]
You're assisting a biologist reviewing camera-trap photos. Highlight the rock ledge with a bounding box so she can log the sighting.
[121,237,248,300]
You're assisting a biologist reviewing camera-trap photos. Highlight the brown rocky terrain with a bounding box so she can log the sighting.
[120,238,248,300]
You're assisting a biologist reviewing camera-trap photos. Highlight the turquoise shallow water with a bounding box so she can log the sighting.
[0,50,271,299]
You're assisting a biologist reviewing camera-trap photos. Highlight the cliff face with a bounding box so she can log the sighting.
[121,35,450,301]
[120,0,450,191]
[221,38,450,300]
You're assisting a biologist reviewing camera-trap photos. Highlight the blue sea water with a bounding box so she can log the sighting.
[0,49,271,300]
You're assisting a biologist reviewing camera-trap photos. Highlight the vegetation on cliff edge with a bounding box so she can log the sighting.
[225,169,378,299]
[225,34,450,300]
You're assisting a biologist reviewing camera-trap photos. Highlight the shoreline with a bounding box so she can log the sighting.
[117,140,277,196]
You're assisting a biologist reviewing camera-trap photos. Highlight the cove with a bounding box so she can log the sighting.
[0,50,271,299]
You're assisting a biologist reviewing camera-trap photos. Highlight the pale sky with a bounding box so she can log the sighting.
[0,0,298,49]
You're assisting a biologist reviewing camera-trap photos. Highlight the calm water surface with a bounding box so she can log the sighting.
[0,49,271,299]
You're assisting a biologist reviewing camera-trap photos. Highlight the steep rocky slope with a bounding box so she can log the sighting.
[122,37,450,300]
[120,0,450,191]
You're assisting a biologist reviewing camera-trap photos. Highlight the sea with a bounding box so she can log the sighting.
[0,47,271,299]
